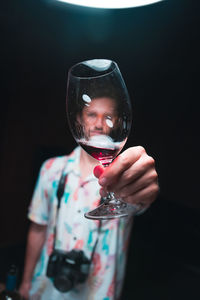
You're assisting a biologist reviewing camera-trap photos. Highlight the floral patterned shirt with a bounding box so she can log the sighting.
[28,147,133,300]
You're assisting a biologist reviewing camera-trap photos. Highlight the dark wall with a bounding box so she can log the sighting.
[1,0,200,296]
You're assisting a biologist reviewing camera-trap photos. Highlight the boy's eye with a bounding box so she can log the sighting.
[87,112,96,117]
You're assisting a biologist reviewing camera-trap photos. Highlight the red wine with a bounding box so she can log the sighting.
[79,142,120,165]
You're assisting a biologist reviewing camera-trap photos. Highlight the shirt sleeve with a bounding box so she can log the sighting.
[28,160,50,225]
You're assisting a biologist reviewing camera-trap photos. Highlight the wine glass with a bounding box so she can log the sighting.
[66,59,139,220]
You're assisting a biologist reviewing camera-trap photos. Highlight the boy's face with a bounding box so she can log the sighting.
[81,97,118,139]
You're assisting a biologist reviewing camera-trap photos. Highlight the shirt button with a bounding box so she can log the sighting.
[77,209,81,213]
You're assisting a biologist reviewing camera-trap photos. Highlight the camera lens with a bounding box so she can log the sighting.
[54,275,74,293]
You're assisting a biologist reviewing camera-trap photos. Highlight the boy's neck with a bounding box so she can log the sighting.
[79,149,99,180]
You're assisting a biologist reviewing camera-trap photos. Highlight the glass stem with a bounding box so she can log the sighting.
[106,192,121,204]
[102,162,123,205]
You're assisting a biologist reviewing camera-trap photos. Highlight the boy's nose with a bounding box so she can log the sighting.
[95,117,104,128]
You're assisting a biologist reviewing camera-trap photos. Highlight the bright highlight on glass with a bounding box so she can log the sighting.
[56,0,163,9]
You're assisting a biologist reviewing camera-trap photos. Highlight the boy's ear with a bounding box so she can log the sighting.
[77,113,81,123]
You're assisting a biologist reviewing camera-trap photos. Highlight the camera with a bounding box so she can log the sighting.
[46,249,91,293]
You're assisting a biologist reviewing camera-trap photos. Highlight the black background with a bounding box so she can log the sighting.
[0,0,200,299]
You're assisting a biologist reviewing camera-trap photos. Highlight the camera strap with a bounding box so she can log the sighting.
[52,169,68,250]
[52,166,102,262]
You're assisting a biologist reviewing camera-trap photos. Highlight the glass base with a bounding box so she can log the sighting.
[84,200,140,220]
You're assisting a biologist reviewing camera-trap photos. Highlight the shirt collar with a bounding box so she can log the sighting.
[64,146,97,182]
